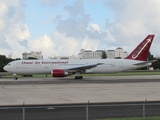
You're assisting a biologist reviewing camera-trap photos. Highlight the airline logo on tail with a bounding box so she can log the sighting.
[132,37,152,59]
[125,35,154,61]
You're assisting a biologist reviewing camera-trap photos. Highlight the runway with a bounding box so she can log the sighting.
[0,75,160,105]
[1,75,160,85]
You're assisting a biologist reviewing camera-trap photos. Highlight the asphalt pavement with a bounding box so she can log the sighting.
[0,75,160,119]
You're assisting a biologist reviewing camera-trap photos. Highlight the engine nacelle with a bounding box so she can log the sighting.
[51,69,68,77]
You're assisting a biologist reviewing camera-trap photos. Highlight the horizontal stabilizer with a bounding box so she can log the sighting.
[133,60,156,66]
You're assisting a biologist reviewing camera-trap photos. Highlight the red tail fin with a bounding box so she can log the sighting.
[125,35,155,61]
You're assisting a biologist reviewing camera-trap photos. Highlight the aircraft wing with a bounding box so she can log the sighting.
[132,60,156,66]
[65,63,103,72]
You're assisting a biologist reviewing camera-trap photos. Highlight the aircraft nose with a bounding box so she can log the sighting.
[3,66,8,71]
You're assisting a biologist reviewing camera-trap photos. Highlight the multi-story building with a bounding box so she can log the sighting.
[115,47,123,58]
[22,51,43,60]
[106,50,115,59]
[94,50,103,59]
[78,48,128,59]
[123,51,128,58]
[8,53,14,59]
[115,48,128,58]
[78,49,94,59]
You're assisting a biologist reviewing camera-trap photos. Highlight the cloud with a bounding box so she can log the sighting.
[56,14,91,38]
[11,24,30,40]
[56,0,107,42]
[41,0,63,7]
[52,31,100,56]
[0,0,29,57]
[28,34,54,50]
[0,3,8,31]
[104,0,160,55]
[1,0,160,59]
[64,0,84,19]
[87,24,100,32]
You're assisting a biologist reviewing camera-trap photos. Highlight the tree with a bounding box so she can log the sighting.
[153,58,160,70]
[147,51,158,70]
[0,55,13,72]
[139,51,157,70]
[147,51,154,60]
[115,57,122,59]
[101,50,107,59]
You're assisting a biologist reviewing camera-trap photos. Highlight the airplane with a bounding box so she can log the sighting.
[3,34,156,80]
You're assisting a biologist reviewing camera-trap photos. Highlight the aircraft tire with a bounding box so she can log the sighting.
[79,76,83,79]
[75,76,83,79]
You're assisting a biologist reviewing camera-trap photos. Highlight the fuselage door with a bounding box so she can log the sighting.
[119,61,123,68]
[16,62,20,69]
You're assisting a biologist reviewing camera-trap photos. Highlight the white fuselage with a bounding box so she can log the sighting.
[3,59,150,75]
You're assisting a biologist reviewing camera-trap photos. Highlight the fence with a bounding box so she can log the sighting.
[0,100,160,120]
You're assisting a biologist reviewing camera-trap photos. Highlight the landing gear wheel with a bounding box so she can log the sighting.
[13,73,18,80]
[79,76,83,79]
[14,77,18,80]
[75,76,83,80]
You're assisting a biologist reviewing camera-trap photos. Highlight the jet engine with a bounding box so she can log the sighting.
[51,69,68,77]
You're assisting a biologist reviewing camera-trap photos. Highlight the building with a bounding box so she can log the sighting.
[94,50,103,59]
[123,51,128,58]
[22,51,43,60]
[78,48,128,59]
[78,49,106,59]
[115,48,128,58]
[106,50,115,59]
[83,50,94,59]
[8,53,14,59]
[115,47,123,58]
[78,49,94,59]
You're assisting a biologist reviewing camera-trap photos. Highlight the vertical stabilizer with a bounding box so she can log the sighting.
[125,35,154,61]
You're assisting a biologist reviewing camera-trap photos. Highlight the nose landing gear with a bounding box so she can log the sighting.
[14,77,18,80]
[13,73,18,80]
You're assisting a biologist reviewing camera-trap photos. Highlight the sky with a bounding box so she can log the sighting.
[1,0,160,59]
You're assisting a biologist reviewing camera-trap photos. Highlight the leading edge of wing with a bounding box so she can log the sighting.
[65,63,103,72]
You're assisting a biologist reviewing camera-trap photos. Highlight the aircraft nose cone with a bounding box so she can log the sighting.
[3,66,8,71]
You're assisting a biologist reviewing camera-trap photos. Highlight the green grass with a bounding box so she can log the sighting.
[96,116,160,120]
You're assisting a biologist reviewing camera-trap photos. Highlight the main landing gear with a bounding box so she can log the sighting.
[75,76,83,79]
[75,72,83,79]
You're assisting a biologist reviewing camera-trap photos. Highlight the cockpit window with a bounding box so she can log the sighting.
[7,64,11,66]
